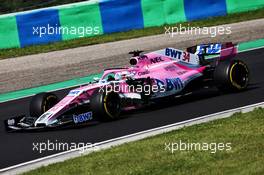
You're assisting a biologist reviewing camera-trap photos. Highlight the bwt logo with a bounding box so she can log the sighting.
[166,78,184,91]
[165,48,182,60]
[155,78,184,92]
[73,112,93,124]
[68,90,81,96]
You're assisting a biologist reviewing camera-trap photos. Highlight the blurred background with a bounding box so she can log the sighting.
[0,0,87,14]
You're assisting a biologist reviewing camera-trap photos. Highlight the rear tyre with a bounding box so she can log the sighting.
[214,59,249,92]
[90,90,121,121]
[30,93,58,118]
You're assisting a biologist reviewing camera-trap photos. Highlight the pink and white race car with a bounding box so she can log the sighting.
[5,42,250,131]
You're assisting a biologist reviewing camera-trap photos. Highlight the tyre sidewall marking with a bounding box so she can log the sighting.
[103,93,114,119]
[42,95,57,113]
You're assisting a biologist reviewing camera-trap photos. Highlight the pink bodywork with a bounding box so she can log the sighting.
[35,45,236,126]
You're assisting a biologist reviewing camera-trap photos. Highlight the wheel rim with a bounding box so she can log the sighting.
[103,92,121,118]
[43,95,58,112]
[230,62,249,89]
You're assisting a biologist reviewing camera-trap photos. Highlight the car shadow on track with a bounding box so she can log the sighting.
[121,85,259,118]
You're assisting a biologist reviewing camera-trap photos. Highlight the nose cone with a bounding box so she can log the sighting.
[34,112,54,127]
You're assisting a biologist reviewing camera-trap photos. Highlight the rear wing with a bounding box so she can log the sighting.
[187,42,238,60]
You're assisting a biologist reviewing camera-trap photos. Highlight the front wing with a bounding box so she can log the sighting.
[4,113,97,132]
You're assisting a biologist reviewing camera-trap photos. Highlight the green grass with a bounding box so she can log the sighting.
[1,7,264,59]
[23,108,264,175]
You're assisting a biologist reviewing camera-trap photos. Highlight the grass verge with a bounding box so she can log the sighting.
[24,108,264,175]
[1,8,264,59]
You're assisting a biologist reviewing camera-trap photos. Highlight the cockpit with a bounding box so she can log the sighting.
[101,70,134,82]
[101,70,133,82]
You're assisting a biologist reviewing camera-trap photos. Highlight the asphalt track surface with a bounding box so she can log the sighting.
[0,48,264,169]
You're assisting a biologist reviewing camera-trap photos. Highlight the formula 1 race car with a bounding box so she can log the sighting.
[4,42,249,131]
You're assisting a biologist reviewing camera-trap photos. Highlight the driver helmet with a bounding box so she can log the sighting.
[115,71,130,80]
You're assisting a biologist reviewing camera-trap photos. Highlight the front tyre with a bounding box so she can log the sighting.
[90,90,121,121]
[214,60,249,92]
[30,93,58,118]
